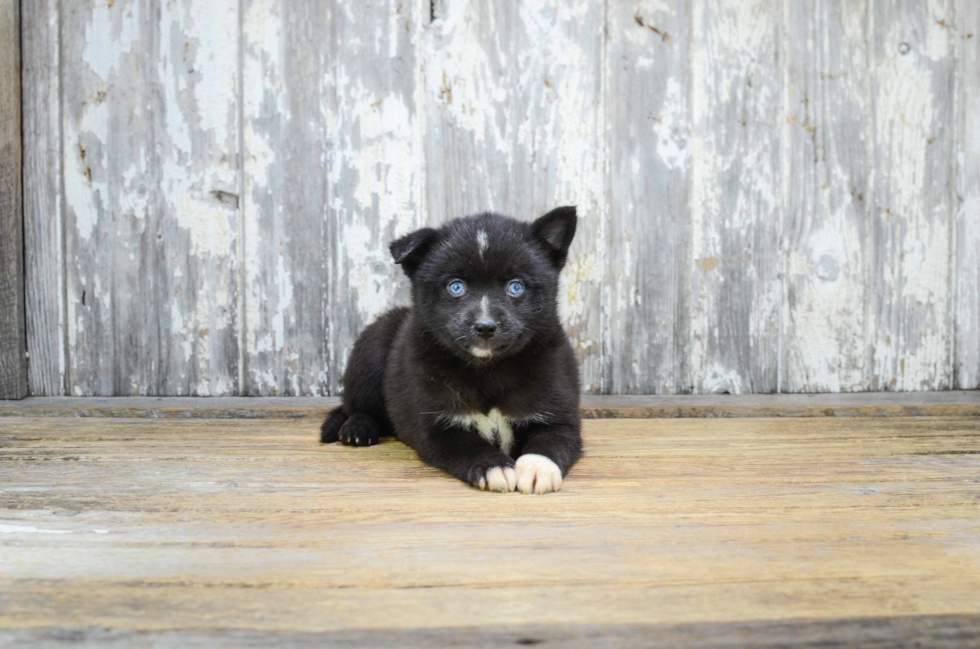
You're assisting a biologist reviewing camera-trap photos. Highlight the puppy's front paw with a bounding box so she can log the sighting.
[515,454,563,494]
[337,414,380,447]
[474,466,517,492]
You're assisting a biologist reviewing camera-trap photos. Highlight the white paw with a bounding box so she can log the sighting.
[477,466,517,492]
[515,454,563,494]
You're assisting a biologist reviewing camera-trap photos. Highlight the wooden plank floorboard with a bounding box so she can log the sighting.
[1,415,979,646]
[1,391,979,419]
[3,616,980,649]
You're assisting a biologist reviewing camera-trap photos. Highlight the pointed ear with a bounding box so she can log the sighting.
[390,227,439,277]
[531,206,578,269]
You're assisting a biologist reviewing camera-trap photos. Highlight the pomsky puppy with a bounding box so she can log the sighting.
[320,207,582,494]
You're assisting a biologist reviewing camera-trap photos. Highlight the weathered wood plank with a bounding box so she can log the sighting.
[154,0,241,396]
[16,0,980,397]
[324,0,425,396]
[423,1,516,222]
[21,0,64,396]
[512,0,605,393]
[242,0,424,396]
[605,1,690,394]
[954,1,979,389]
[241,0,331,396]
[782,0,871,392]
[0,0,26,399]
[61,1,153,396]
[870,0,955,391]
[3,616,980,649]
[2,392,979,419]
[687,0,782,394]
[61,0,240,396]
[0,416,978,636]
[424,0,605,391]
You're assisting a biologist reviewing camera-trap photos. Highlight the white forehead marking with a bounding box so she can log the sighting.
[448,409,515,455]
[479,295,490,320]
[476,229,489,259]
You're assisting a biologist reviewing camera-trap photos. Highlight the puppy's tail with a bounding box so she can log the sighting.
[320,407,348,443]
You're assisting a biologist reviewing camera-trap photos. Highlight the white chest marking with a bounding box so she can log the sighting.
[476,229,489,259]
[449,408,515,455]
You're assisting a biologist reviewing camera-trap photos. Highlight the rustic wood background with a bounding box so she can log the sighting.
[19,0,980,397]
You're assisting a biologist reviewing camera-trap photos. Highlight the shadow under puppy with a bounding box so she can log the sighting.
[321,207,582,494]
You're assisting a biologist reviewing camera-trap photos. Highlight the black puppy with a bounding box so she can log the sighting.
[320,207,582,494]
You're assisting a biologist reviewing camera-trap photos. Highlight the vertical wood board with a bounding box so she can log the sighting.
[782,0,872,392]
[606,0,691,394]
[241,0,334,396]
[242,0,424,396]
[0,0,26,399]
[326,0,425,395]
[61,0,240,396]
[687,0,783,394]
[954,0,979,389]
[22,0,64,396]
[869,0,955,391]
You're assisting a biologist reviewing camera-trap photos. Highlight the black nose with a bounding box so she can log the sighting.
[474,320,497,339]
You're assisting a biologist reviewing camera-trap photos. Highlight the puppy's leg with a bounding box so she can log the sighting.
[337,413,383,447]
[320,408,348,443]
[417,426,517,492]
[332,308,407,444]
[514,423,582,494]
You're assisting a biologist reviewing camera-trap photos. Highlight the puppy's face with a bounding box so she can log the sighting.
[391,208,577,362]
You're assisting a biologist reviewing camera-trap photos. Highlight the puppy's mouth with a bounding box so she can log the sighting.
[470,346,494,359]
[467,340,509,359]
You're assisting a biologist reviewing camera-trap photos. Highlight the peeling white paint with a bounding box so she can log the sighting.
[871,5,953,391]
[653,78,689,171]
[341,222,391,323]
[36,0,980,397]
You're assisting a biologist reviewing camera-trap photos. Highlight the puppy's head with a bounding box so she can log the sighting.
[390,207,577,362]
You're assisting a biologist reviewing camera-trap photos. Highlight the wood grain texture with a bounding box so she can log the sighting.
[241,0,333,396]
[782,0,871,392]
[688,0,782,394]
[18,0,980,396]
[61,0,154,396]
[870,0,955,391]
[954,0,979,389]
[61,0,240,396]
[325,0,425,396]
[21,0,64,397]
[243,0,424,396]
[1,414,979,639]
[2,392,980,419]
[3,616,980,649]
[605,0,690,394]
[0,0,26,400]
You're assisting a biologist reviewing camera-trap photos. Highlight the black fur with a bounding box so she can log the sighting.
[321,207,583,492]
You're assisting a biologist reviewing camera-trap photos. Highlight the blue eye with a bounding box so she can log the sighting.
[507,280,524,297]
[447,280,466,297]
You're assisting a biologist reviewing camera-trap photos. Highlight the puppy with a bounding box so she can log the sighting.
[320,207,582,494]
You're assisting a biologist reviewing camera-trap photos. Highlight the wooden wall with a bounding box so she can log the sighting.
[20,0,980,396]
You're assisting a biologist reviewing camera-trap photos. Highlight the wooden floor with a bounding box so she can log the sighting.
[2,404,980,647]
